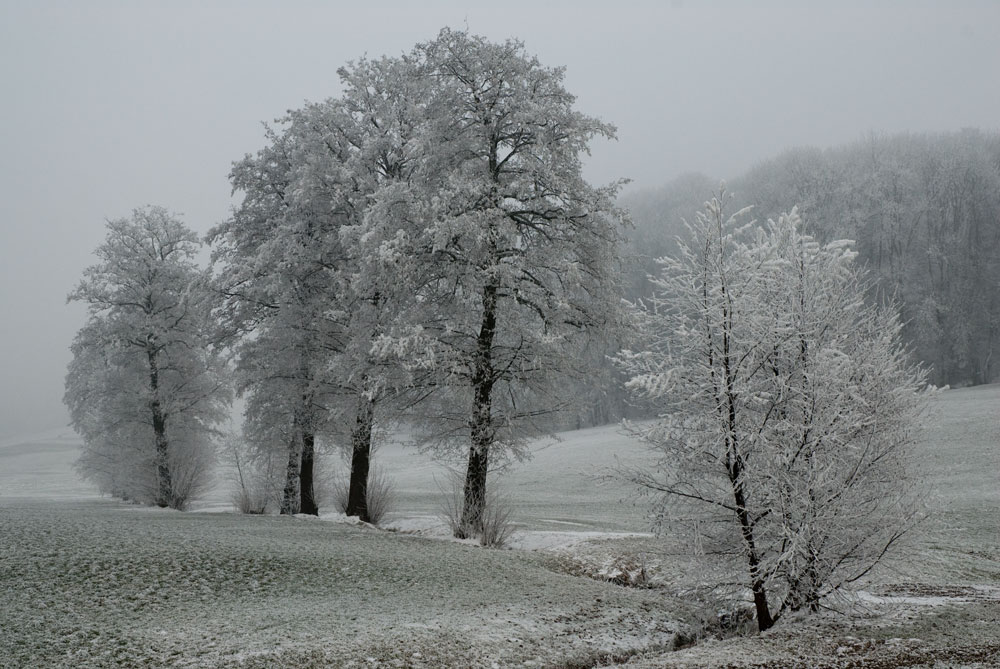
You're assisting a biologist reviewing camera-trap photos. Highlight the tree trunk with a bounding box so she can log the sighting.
[717,276,775,633]
[281,431,302,515]
[299,430,318,516]
[346,395,375,522]
[147,348,173,508]
[459,281,498,538]
[459,436,490,538]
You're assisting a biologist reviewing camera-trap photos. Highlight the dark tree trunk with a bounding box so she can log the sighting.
[459,437,490,537]
[147,348,172,508]
[749,554,775,631]
[299,430,318,516]
[730,453,774,631]
[346,395,375,522]
[280,431,302,515]
[732,475,774,631]
[719,298,774,633]
[458,281,498,538]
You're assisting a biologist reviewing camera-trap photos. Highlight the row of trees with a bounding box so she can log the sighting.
[210,29,626,535]
[65,29,935,632]
[613,131,999,415]
[732,130,1000,388]
[67,30,626,533]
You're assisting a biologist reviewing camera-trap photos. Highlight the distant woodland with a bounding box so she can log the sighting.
[621,130,1000,391]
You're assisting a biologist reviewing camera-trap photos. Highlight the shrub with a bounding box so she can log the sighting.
[438,471,516,547]
[167,434,217,511]
[478,489,515,548]
[332,464,396,526]
[549,553,655,588]
[226,432,281,514]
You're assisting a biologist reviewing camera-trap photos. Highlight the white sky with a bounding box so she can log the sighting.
[1,0,998,439]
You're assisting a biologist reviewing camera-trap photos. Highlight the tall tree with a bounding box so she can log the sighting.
[365,29,627,537]
[311,57,426,523]
[65,207,229,509]
[619,192,929,631]
[209,65,421,519]
[209,119,348,516]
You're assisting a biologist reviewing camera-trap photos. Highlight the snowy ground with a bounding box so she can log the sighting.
[0,500,678,668]
[1,385,998,667]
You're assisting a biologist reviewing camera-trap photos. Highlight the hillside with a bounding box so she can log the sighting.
[1,385,998,667]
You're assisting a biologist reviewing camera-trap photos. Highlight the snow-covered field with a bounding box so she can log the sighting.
[1,385,998,667]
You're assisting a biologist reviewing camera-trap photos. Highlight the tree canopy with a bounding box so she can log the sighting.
[619,192,929,631]
[66,206,229,509]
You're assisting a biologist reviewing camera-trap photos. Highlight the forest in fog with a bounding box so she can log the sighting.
[622,129,1000,390]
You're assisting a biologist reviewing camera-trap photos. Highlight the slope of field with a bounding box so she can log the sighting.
[613,384,1000,668]
[0,419,664,667]
[0,500,675,668]
[1,385,998,667]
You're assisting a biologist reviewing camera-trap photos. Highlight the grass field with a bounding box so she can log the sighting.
[1,385,998,667]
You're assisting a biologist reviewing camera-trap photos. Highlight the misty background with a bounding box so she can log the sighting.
[2,0,998,440]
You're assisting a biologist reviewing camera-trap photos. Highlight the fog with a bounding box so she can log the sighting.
[1,0,997,439]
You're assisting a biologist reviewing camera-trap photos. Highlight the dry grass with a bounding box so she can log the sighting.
[331,464,397,525]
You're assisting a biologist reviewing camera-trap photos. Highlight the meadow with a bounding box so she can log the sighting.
[1,385,998,667]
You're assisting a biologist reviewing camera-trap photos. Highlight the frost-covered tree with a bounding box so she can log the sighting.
[364,29,627,537]
[619,192,929,631]
[209,61,420,520]
[65,207,229,509]
[209,117,347,516]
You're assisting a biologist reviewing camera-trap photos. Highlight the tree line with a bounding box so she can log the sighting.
[66,28,944,632]
[66,29,626,537]
[620,131,1000,390]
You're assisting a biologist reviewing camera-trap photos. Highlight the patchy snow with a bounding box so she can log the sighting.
[383,512,652,552]
[857,591,962,607]
[509,529,653,552]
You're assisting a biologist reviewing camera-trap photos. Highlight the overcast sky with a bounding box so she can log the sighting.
[1,0,998,439]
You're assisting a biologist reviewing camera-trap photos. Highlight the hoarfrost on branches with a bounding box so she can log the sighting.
[619,189,931,631]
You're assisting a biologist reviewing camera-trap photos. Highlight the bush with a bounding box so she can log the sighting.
[332,464,396,526]
[167,435,217,511]
[478,489,515,548]
[226,432,281,514]
[438,472,516,547]
[548,553,655,588]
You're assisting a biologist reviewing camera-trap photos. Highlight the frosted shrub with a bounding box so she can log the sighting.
[478,490,515,548]
[167,435,217,511]
[439,472,515,547]
[332,464,396,526]
[552,553,655,588]
[227,433,281,514]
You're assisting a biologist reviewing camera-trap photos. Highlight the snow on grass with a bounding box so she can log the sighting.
[2,384,999,667]
[607,384,1000,667]
[0,499,676,668]
[368,422,653,535]
[0,428,94,500]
